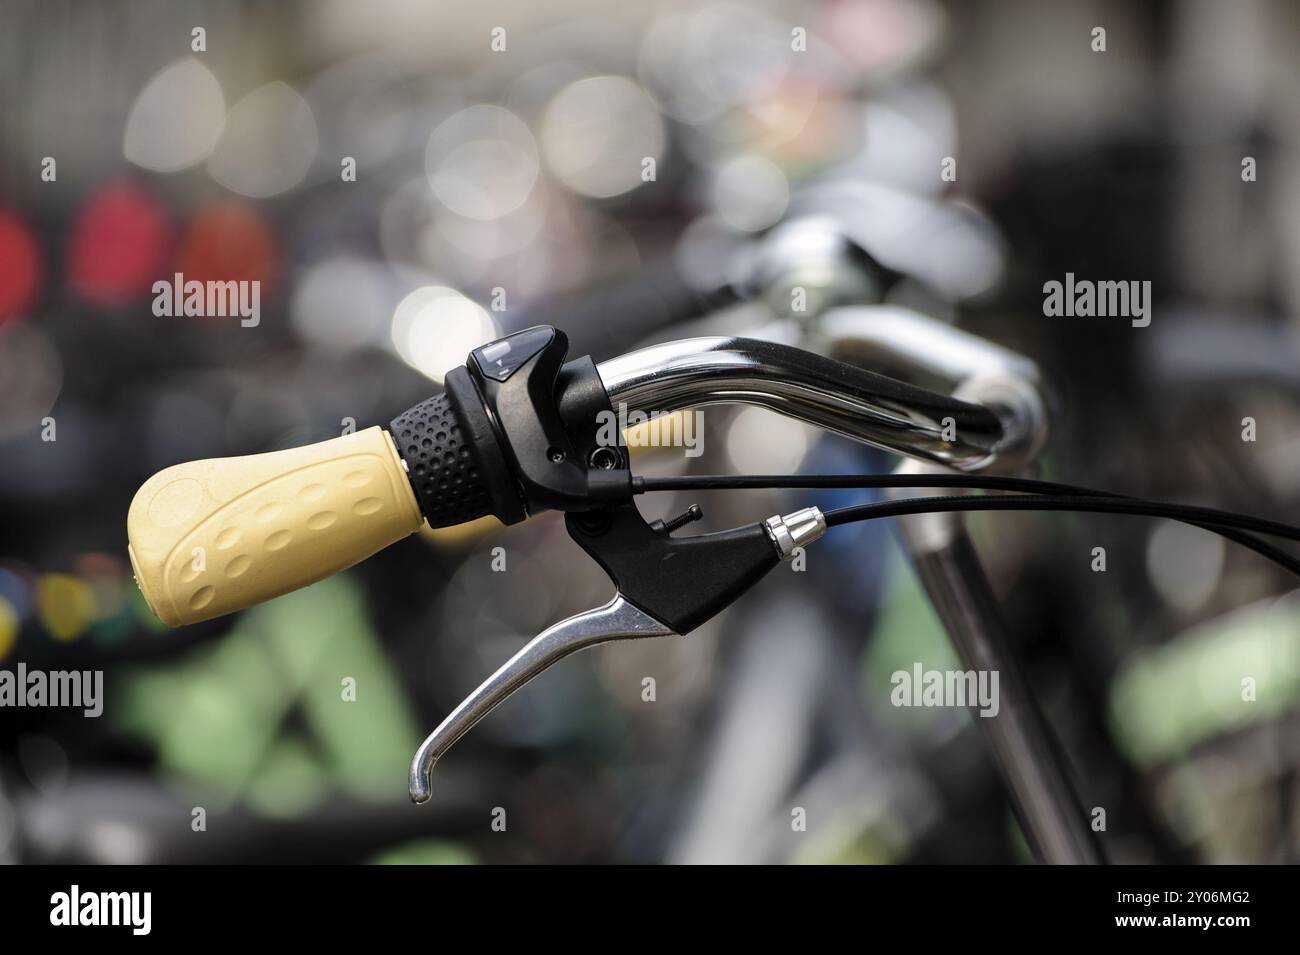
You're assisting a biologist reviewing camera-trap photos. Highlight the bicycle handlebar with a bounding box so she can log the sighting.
[597,335,1010,472]
[127,323,1042,626]
[124,320,1053,805]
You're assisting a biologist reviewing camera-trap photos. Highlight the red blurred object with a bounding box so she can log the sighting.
[0,211,44,323]
[68,181,171,307]
[175,200,278,291]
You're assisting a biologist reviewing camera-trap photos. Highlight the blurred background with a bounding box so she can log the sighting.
[2,0,1300,864]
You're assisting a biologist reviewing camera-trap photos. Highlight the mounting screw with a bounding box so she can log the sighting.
[548,447,566,464]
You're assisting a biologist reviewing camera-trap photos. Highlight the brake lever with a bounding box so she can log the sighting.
[409,595,671,803]
[408,500,827,802]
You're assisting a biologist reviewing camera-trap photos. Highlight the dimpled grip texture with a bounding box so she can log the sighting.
[127,426,423,627]
[390,391,494,527]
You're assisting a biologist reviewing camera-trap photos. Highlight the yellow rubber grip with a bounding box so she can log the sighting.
[127,426,423,627]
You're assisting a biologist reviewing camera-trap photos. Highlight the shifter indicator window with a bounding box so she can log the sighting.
[473,327,553,381]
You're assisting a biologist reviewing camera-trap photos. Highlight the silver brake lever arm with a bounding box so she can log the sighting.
[409,595,673,803]
[409,503,824,802]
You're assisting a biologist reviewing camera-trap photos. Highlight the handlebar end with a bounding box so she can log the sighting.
[127,426,424,627]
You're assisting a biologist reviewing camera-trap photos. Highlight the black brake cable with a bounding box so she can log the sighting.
[631,474,1300,577]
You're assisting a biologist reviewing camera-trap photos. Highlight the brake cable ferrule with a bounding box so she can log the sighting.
[763,507,828,559]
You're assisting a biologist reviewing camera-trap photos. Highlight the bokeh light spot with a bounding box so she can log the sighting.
[0,597,19,661]
[390,286,496,382]
[290,256,390,351]
[0,211,43,323]
[209,82,319,198]
[426,105,539,221]
[541,76,666,199]
[36,573,96,642]
[712,154,790,232]
[124,56,227,172]
[176,200,278,291]
[68,182,170,307]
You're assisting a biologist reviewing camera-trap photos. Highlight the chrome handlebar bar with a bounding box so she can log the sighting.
[597,321,1046,472]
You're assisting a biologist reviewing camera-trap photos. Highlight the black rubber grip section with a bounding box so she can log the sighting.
[390,391,493,528]
[390,368,527,528]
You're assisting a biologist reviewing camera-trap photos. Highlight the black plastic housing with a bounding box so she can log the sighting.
[391,326,631,528]
[567,503,781,634]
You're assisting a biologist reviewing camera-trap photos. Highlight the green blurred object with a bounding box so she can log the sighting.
[862,548,961,727]
[370,840,478,865]
[1109,591,1300,767]
[115,574,423,816]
